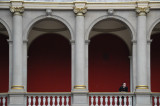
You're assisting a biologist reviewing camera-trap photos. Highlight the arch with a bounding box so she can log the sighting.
[89,34,130,92]
[0,34,9,92]
[151,33,160,92]
[0,18,11,40]
[148,18,160,39]
[85,15,136,41]
[23,15,74,41]
[27,33,71,92]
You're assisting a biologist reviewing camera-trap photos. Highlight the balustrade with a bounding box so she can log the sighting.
[89,92,134,106]
[0,94,8,106]
[152,93,160,106]
[26,93,71,106]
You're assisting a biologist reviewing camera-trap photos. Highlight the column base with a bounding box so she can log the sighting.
[72,89,89,106]
[135,93,151,106]
[8,94,26,106]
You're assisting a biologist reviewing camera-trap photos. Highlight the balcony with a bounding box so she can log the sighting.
[1,92,160,106]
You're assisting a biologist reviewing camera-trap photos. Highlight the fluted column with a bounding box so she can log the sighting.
[73,5,87,90]
[136,7,150,92]
[10,6,24,91]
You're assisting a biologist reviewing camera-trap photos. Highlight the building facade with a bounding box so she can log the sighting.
[0,0,160,106]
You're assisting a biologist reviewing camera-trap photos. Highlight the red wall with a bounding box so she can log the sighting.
[151,34,160,92]
[27,34,71,92]
[89,34,130,92]
[0,34,9,92]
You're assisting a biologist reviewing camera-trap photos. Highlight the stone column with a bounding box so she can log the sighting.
[73,4,87,91]
[10,6,24,91]
[136,6,150,92]
[135,6,151,106]
[8,6,25,106]
[72,2,88,106]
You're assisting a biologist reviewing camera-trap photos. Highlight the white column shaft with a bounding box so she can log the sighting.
[75,15,85,86]
[137,15,147,86]
[12,13,23,86]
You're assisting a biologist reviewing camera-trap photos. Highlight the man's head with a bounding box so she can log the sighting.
[122,82,126,87]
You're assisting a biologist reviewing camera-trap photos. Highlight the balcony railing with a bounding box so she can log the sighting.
[152,93,160,106]
[0,93,8,106]
[89,92,134,106]
[26,92,71,106]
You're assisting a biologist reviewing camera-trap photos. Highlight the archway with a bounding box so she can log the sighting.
[27,19,71,92]
[0,23,9,92]
[27,34,71,92]
[151,22,160,92]
[89,19,131,92]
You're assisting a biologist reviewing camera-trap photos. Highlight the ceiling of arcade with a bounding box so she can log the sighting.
[0,23,8,36]
[28,19,71,48]
[151,23,160,36]
[89,19,132,54]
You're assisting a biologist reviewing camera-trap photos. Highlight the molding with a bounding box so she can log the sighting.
[74,85,86,89]
[11,85,24,90]
[136,85,149,89]
[85,40,90,44]
[147,39,152,44]
[132,40,137,44]
[70,40,75,44]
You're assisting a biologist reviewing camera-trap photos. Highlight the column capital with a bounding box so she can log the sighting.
[73,6,87,16]
[136,6,150,16]
[147,39,152,44]
[10,6,24,15]
[23,40,28,43]
[85,40,90,45]
[132,40,137,44]
[70,40,75,44]
[73,2,87,16]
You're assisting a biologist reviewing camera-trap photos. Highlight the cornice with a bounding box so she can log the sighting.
[0,1,160,10]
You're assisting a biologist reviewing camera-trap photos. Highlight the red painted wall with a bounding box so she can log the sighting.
[0,34,9,92]
[89,34,130,92]
[151,34,160,92]
[27,34,71,92]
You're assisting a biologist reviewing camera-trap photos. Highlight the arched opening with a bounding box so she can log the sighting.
[27,19,71,92]
[151,23,160,92]
[89,19,131,92]
[0,23,9,92]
